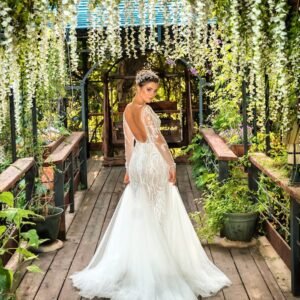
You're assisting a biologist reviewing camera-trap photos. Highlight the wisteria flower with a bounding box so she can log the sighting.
[189,67,198,76]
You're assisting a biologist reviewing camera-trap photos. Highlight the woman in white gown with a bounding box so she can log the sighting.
[70,69,231,299]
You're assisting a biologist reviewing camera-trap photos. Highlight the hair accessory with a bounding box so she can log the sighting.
[135,69,159,85]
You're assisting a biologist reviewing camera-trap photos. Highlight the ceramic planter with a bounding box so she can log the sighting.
[223,211,258,242]
[33,207,64,241]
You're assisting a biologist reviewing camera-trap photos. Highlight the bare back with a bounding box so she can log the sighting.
[123,103,147,143]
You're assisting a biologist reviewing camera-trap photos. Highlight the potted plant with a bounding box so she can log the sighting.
[194,168,259,242]
[27,181,64,242]
[0,192,45,299]
[219,126,253,157]
[40,123,70,159]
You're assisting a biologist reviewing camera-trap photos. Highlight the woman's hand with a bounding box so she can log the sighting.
[168,167,176,185]
[124,171,130,184]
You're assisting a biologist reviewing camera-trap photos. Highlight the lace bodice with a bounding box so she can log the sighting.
[123,104,176,171]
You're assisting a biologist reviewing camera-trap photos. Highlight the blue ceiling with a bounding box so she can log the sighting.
[76,0,216,29]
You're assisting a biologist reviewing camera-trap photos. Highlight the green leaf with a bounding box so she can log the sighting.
[0,266,13,293]
[0,208,42,229]
[0,225,7,237]
[26,265,43,274]
[0,192,14,208]
[16,248,38,261]
[21,229,45,248]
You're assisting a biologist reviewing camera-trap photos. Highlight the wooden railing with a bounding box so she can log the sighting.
[199,128,238,181]
[44,132,88,240]
[0,158,36,264]
[0,157,36,201]
[249,153,300,296]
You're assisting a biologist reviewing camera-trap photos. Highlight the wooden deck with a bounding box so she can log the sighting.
[16,159,296,300]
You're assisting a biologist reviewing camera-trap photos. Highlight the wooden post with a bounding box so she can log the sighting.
[218,160,229,182]
[25,164,36,204]
[290,197,300,296]
[242,80,249,156]
[54,161,66,240]
[185,68,193,144]
[248,163,260,203]
[9,88,17,162]
[79,136,88,189]
[103,74,113,159]
[69,155,75,213]
[82,38,90,158]
[265,73,271,155]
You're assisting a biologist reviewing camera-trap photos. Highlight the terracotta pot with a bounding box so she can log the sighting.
[41,167,54,190]
[229,144,251,157]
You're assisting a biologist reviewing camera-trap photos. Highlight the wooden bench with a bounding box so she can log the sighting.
[249,153,300,296]
[113,101,182,146]
[199,128,238,181]
[44,132,87,240]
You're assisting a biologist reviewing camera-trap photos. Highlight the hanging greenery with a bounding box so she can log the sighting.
[0,0,299,162]
[0,0,79,159]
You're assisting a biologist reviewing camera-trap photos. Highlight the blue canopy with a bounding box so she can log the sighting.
[76,0,216,29]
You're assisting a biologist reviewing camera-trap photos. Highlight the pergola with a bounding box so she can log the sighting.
[69,0,213,164]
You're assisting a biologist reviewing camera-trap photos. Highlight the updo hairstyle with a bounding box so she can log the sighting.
[135,69,159,87]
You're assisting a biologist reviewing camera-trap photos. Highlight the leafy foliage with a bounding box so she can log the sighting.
[193,168,259,241]
[183,134,217,189]
[0,192,45,298]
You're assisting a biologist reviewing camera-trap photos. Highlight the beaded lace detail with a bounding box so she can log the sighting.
[123,104,176,221]
[123,104,176,171]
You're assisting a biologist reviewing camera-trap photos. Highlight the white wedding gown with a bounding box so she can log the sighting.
[70,104,231,299]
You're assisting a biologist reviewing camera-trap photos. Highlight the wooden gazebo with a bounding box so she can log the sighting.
[99,57,195,166]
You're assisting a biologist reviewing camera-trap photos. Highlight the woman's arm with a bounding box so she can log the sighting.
[143,106,176,183]
[123,115,134,183]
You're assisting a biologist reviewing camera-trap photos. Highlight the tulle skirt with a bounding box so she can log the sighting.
[70,181,231,299]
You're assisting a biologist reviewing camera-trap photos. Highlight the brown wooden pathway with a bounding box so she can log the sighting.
[16,159,297,300]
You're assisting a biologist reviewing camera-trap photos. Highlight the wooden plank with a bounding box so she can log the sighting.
[0,158,35,192]
[58,168,122,300]
[186,164,202,198]
[58,192,113,300]
[16,252,57,300]
[250,153,300,203]
[208,245,249,300]
[250,248,286,300]
[203,247,225,300]
[15,158,100,296]
[45,132,84,164]
[181,165,198,212]
[186,164,203,212]
[97,170,124,246]
[34,168,119,300]
[199,128,238,161]
[231,248,273,300]
[16,167,112,300]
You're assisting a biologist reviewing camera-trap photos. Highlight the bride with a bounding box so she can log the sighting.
[70,69,231,299]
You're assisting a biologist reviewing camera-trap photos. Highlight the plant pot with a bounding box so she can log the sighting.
[223,212,258,242]
[33,207,63,241]
[229,144,251,157]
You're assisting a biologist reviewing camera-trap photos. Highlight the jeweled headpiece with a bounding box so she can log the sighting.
[135,69,159,86]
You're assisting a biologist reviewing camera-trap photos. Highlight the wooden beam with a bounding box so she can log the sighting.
[185,68,194,144]
[0,158,35,192]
